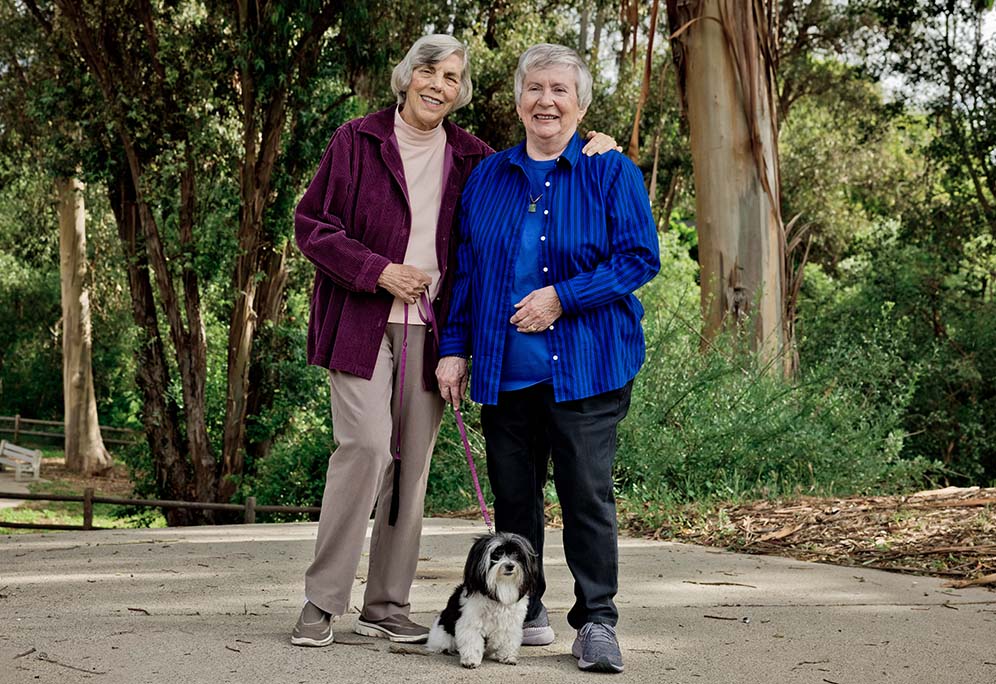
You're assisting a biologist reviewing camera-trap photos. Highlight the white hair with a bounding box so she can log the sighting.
[514,43,593,110]
[391,34,473,110]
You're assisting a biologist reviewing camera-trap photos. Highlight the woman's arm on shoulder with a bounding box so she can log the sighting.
[581,130,623,156]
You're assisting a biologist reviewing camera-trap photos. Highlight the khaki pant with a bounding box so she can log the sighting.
[304,323,444,620]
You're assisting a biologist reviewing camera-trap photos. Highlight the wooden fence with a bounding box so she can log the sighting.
[0,489,321,531]
[0,414,141,447]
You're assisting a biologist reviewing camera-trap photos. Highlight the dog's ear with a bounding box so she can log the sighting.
[463,535,492,594]
[520,537,541,596]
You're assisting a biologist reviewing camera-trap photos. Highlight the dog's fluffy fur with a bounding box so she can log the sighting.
[426,532,539,668]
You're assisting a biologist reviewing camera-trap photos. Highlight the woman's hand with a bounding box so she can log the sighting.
[436,356,469,410]
[510,286,563,333]
[377,264,432,304]
[582,130,622,156]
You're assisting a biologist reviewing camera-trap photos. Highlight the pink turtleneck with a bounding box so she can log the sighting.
[388,108,448,325]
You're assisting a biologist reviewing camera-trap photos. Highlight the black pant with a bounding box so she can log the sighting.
[481,381,633,629]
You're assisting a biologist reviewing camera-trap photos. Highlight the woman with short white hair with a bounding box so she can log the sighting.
[293,35,617,650]
[437,43,660,673]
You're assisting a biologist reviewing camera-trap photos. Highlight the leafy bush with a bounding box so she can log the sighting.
[246,407,332,522]
[427,401,493,515]
[614,233,937,519]
[798,220,996,484]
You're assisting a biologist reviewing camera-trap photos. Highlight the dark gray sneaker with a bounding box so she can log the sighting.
[522,606,555,646]
[354,613,429,643]
[291,602,334,647]
[572,622,624,673]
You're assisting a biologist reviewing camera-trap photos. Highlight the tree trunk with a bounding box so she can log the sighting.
[666,0,792,374]
[243,242,291,468]
[107,168,194,526]
[628,0,661,161]
[580,2,590,55]
[592,1,606,62]
[56,176,112,475]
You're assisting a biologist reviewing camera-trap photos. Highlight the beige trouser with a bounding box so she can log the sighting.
[304,323,444,620]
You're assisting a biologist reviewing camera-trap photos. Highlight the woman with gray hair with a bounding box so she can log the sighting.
[292,35,617,649]
[437,43,660,673]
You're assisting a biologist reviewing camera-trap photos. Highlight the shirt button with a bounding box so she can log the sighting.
[543,209,549,215]
[552,355,559,361]
[542,267,548,273]
[544,181,551,187]
[548,325,554,330]
[540,236,546,241]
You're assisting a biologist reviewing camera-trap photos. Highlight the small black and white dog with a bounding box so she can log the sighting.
[426,532,539,668]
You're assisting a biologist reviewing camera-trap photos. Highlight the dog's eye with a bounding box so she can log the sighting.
[490,549,503,561]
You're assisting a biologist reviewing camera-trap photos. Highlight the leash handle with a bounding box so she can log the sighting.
[417,293,494,534]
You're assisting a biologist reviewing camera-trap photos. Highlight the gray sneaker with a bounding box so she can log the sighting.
[354,613,429,643]
[291,602,334,647]
[572,622,624,673]
[522,606,555,646]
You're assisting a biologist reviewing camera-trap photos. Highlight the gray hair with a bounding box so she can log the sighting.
[514,43,593,111]
[391,34,473,110]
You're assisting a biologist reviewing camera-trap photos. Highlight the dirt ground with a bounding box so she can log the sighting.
[38,457,136,497]
[640,486,996,587]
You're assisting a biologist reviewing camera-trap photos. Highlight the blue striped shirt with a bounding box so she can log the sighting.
[439,132,660,404]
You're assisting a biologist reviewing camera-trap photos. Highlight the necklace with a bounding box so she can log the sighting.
[527,191,543,213]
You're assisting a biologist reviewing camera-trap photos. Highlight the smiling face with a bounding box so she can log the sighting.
[516,65,588,158]
[399,52,464,131]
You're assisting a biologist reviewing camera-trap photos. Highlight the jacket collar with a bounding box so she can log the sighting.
[357,105,483,158]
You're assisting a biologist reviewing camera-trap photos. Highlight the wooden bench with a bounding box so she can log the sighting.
[0,440,42,481]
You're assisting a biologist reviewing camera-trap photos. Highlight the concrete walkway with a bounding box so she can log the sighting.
[0,470,33,509]
[2,519,994,684]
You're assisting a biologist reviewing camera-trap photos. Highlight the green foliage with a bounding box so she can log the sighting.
[614,233,937,513]
[0,252,61,417]
[245,406,332,522]
[427,402,493,514]
[799,220,996,484]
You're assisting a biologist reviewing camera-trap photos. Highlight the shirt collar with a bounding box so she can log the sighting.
[510,131,584,170]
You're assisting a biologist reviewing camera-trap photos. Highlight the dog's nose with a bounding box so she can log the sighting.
[503,562,515,573]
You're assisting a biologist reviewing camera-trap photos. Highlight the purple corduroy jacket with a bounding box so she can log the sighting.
[295,106,493,389]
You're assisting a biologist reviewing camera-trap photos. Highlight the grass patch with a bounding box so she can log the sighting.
[0,452,166,532]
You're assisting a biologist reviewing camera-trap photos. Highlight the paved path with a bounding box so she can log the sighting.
[0,471,32,509]
[2,520,994,684]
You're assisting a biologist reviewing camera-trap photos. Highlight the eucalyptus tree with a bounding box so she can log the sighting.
[0,0,112,474]
[15,0,403,518]
[665,0,794,373]
[867,0,996,236]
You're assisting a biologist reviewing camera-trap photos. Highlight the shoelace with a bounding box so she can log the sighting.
[580,623,618,646]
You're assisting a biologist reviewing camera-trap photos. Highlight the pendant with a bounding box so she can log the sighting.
[528,203,537,213]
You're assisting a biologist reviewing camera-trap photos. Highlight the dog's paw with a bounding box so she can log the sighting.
[460,659,481,669]
[496,655,518,665]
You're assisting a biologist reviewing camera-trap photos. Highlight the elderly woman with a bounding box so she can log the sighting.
[293,35,616,649]
[436,44,660,673]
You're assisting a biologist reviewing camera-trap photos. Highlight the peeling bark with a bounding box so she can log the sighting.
[666,0,794,374]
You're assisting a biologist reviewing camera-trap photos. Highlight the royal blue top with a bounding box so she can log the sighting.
[439,132,660,405]
[499,156,557,392]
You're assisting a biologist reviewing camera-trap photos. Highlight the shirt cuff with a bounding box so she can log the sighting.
[554,280,581,317]
[439,335,470,358]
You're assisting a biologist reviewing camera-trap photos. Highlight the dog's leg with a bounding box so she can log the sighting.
[454,622,485,668]
[425,618,454,654]
[490,626,521,665]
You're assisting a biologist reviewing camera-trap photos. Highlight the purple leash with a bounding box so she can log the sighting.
[387,304,410,526]
[389,292,493,533]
